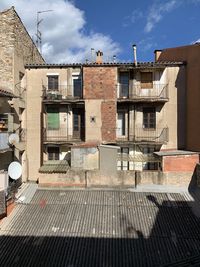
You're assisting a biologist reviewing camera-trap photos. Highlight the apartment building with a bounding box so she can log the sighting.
[23,50,195,187]
[0,7,44,183]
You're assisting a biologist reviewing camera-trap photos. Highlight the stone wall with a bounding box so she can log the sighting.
[0,7,44,89]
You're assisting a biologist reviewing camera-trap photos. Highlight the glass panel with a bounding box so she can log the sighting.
[117,112,126,136]
[48,147,59,160]
[73,113,79,132]
[119,72,129,97]
[48,76,58,90]
[73,78,82,97]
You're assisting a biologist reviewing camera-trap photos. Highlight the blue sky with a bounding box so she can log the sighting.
[0,0,200,63]
[74,0,200,61]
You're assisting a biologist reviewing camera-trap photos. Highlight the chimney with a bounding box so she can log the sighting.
[132,44,137,66]
[91,48,95,63]
[96,50,103,64]
[113,55,116,63]
[154,50,162,62]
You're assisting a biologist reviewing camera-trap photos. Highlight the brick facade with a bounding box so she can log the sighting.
[83,66,117,142]
[101,101,116,142]
[163,154,199,172]
[83,67,117,99]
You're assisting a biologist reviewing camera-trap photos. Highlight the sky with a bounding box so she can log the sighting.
[0,0,200,63]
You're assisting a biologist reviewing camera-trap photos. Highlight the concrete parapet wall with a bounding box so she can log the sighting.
[39,169,194,188]
[136,171,194,187]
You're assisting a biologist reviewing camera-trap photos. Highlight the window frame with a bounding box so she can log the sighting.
[47,146,60,160]
[47,75,59,91]
[140,72,153,89]
[143,107,156,129]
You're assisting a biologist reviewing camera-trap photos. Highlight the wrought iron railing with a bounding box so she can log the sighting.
[43,128,84,142]
[42,84,83,100]
[117,127,169,143]
[19,128,26,142]
[117,83,169,100]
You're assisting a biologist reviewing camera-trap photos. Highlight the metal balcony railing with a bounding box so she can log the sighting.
[116,127,169,143]
[43,128,84,142]
[42,84,83,100]
[19,128,26,142]
[117,83,169,100]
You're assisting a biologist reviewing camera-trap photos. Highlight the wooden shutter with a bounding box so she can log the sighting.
[141,72,153,89]
[47,107,59,129]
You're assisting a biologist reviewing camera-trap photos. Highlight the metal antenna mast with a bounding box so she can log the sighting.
[36,10,53,54]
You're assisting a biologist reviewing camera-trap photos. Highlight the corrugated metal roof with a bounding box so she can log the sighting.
[39,160,69,173]
[118,153,161,162]
[154,150,199,157]
[25,61,185,69]
[0,190,200,266]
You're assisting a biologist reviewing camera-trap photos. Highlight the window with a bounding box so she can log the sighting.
[0,114,8,132]
[119,72,129,98]
[47,107,59,130]
[117,147,129,170]
[73,75,82,97]
[143,107,156,129]
[117,111,126,136]
[48,147,59,160]
[142,146,158,170]
[48,75,58,90]
[141,72,153,89]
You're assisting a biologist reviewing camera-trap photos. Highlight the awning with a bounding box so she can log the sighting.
[39,160,69,173]
[117,153,161,163]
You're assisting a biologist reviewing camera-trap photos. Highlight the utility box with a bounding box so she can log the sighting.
[99,145,120,175]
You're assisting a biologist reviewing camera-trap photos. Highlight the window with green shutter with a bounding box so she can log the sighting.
[47,107,59,129]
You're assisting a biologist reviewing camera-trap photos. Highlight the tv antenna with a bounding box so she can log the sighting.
[36,10,53,54]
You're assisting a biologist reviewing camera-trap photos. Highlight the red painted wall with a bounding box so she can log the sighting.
[163,154,199,172]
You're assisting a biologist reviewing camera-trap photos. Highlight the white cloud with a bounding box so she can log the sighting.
[138,37,157,52]
[123,9,143,27]
[191,38,200,44]
[145,0,178,33]
[0,0,121,63]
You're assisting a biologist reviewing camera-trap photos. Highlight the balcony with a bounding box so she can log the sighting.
[117,84,169,102]
[43,128,84,143]
[117,127,169,144]
[42,84,83,102]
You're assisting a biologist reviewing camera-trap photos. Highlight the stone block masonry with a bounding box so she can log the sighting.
[0,7,44,89]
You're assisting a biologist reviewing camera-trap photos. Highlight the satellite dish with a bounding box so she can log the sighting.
[9,133,19,145]
[8,162,22,180]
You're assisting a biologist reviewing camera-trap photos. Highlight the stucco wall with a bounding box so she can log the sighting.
[159,45,198,151]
